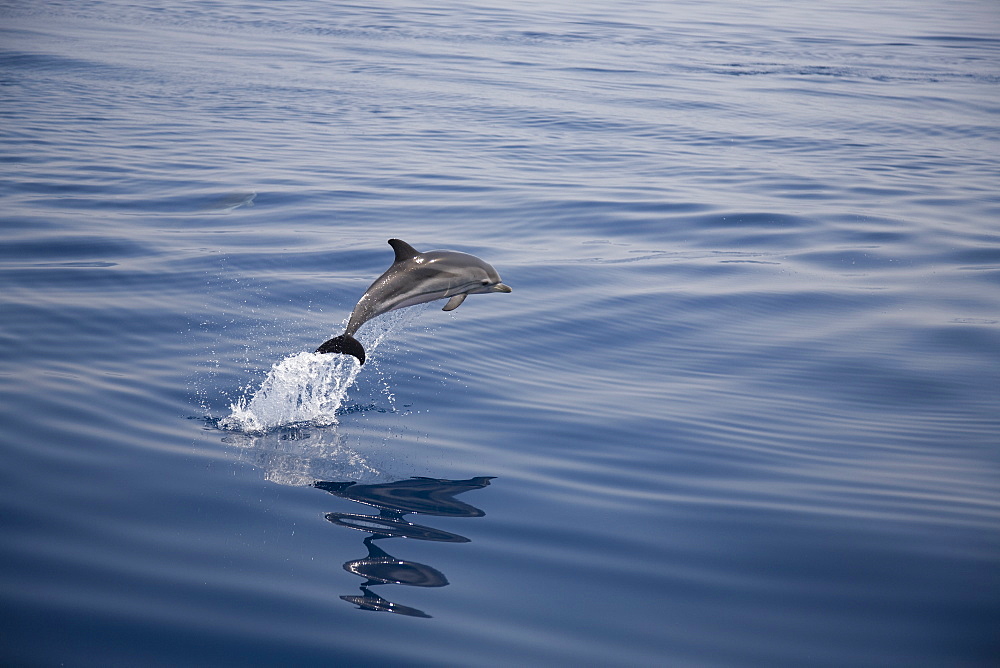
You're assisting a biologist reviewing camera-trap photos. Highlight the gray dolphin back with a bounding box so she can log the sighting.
[316,238,510,365]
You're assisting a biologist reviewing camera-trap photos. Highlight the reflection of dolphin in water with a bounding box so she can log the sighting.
[316,239,511,364]
[314,476,495,517]
[341,586,431,618]
[318,476,495,618]
[325,511,471,542]
[319,476,495,542]
[344,536,448,587]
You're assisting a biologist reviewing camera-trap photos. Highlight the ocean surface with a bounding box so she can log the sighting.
[2,1,999,665]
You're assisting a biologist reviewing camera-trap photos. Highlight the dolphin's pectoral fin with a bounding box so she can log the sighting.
[388,239,420,264]
[316,334,366,365]
[442,294,467,311]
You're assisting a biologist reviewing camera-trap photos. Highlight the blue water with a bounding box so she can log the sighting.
[2,1,999,665]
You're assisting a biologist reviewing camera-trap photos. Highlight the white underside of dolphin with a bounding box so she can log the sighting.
[316,239,511,364]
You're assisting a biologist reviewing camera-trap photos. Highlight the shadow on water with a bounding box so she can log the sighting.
[315,476,494,618]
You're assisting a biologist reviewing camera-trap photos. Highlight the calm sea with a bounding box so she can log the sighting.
[2,1,999,665]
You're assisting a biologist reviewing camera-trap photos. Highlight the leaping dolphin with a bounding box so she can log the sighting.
[316,239,511,364]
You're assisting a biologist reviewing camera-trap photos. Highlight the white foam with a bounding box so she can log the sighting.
[219,305,427,433]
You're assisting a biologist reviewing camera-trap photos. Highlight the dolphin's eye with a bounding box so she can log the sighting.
[481,279,490,285]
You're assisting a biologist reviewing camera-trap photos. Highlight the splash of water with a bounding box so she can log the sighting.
[220,305,427,433]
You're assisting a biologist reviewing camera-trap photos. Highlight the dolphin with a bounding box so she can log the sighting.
[316,239,511,364]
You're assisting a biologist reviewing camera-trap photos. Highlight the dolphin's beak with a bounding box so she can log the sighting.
[492,283,512,293]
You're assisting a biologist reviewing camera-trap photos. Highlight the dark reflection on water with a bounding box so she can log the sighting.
[314,477,494,618]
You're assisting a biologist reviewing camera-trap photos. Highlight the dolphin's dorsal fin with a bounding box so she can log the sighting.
[388,239,420,263]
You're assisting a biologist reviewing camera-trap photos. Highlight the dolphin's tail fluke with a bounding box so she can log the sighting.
[316,334,366,365]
